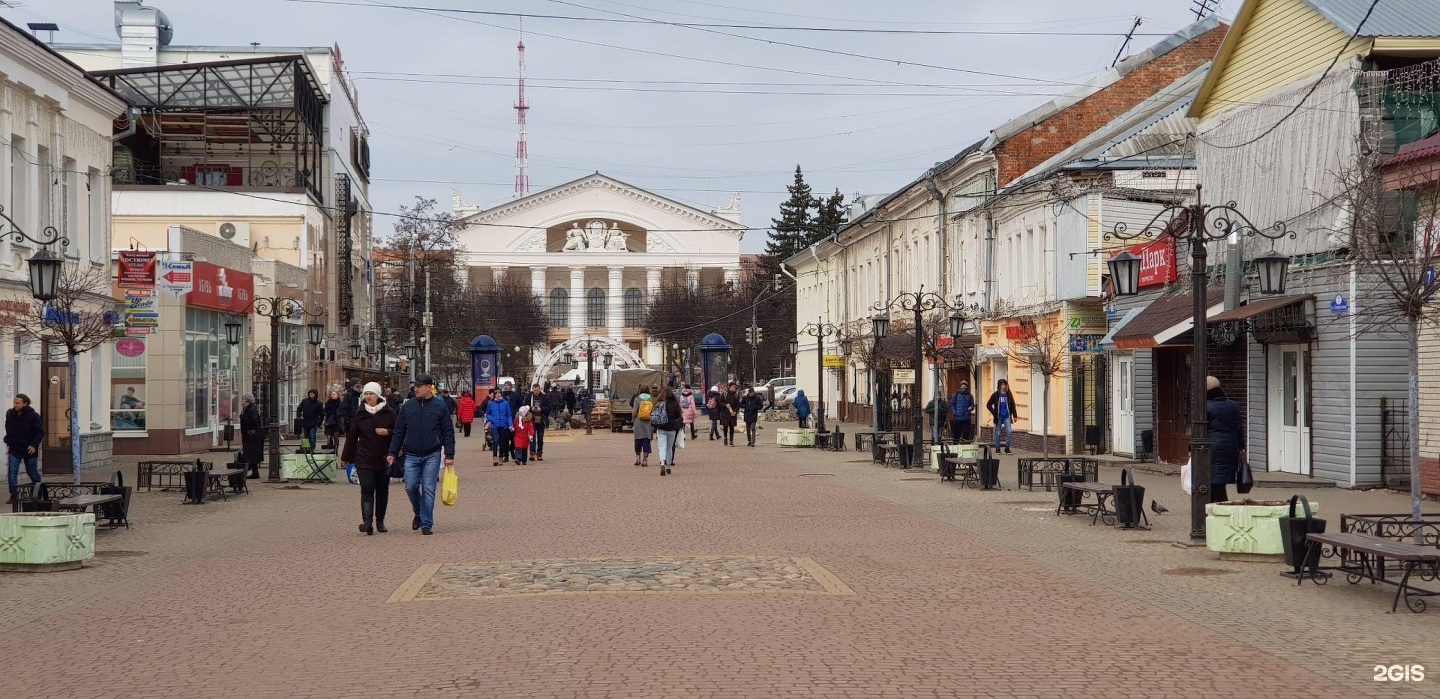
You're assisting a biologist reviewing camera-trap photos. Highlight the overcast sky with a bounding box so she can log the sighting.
[13,0,1233,252]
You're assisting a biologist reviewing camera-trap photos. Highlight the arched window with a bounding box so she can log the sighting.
[624,288,644,327]
[587,288,607,327]
[548,288,569,328]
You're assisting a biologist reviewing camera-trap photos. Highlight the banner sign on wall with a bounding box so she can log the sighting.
[187,262,254,313]
[1112,238,1178,288]
[118,251,157,288]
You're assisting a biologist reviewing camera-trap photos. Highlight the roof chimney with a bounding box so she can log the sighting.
[114,1,173,68]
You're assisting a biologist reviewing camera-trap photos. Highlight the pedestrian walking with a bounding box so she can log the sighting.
[442,389,457,417]
[485,387,514,466]
[526,384,550,462]
[1206,376,1246,504]
[632,385,654,466]
[720,382,740,446]
[342,382,396,535]
[386,373,455,536]
[239,393,264,479]
[948,381,977,443]
[339,380,362,436]
[986,379,1017,454]
[679,385,698,439]
[793,389,811,429]
[323,389,343,451]
[385,388,404,413]
[457,391,476,437]
[652,386,682,475]
[4,394,42,503]
[513,405,535,465]
[579,387,594,429]
[707,389,721,440]
[502,381,521,416]
[740,387,764,447]
[924,390,950,443]
[296,389,324,452]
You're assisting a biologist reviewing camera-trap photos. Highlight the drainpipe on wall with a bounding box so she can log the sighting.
[1224,234,1242,311]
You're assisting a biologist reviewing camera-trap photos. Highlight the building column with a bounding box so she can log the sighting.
[491,265,507,286]
[569,266,585,337]
[531,266,547,317]
[608,265,624,341]
[686,265,700,290]
[723,265,741,290]
[646,266,663,297]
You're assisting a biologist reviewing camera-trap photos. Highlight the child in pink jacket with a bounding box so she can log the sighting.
[513,405,536,465]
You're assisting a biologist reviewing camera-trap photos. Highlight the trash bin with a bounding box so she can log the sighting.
[1058,473,1085,510]
[1279,494,1326,576]
[183,460,207,504]
[1113,468,1145,528]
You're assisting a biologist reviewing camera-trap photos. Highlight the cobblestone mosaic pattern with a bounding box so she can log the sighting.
[391,556,853,601]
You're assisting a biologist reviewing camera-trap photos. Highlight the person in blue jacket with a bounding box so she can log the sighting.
[793,389,812,429]
[1206,376,1246,503]
[484,387,514,466]
[948,381,977,443]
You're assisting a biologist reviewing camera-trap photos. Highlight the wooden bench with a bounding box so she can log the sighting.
[942,456,978,488]
[1301,532,1440,613]
[56,493,128,529]
[1057,482,1117,525]
[206,467,249,500]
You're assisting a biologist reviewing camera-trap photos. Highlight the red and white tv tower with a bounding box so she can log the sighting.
[513,22,530,197]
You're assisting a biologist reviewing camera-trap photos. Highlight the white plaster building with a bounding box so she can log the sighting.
[0,19,128,472]
[454,174,743,368]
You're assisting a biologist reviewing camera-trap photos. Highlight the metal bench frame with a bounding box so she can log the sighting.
[1302,531,1440,613]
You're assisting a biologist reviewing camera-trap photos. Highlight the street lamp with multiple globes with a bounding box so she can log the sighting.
[569,336,610,435]
[242,297,326,482]
[795,318,841,432]
[1106,185,1293,543]
[871,289,970,463]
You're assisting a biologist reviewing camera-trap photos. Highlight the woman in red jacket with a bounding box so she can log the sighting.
[457,391,476,437]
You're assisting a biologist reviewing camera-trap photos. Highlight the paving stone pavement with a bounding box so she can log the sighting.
[1,423,1438,698]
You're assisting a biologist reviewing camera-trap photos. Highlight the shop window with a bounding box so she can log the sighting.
[112,340,147,431]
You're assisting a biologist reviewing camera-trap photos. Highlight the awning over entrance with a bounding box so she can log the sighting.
[1111,289,1224,350]
[1208,294,1313,323]
[1099,307,1142,351]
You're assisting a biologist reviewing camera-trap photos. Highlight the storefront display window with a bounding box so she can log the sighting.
[185,308,240,431]
[111,339,146,431]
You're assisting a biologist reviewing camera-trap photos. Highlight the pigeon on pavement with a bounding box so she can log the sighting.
[1151,500,1169,514]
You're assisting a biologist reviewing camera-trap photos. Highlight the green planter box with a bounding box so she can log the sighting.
[1205,501,1320,556]
[776,428,816,446]
[280,453,337,481]
[0,512,95,571]
[925,444,979,472]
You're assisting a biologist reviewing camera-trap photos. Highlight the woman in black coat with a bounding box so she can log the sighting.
[341,382,398,535]
[1205,377,1246,503]
[322,390,343,450]
[240,394,265,479]
[296,389,325,452]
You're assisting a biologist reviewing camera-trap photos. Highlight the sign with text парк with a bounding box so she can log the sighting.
[892,368,916,384]
[186,262,254,313]
[1111,238,1177,289]
[117,251,156,288]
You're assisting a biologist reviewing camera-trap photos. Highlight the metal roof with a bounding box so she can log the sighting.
[1303,0,1440,38]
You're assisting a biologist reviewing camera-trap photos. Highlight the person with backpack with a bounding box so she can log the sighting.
[739,387,765,447]
[651,386,683,476]
[679,385,698,439]
[632,386,654,467]
[484,387,514,466]
[512,405,536,465]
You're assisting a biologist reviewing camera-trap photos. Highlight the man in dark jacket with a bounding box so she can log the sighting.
[239,393,264,479]
[1205,376,1246,504]
[339,380,362,433]
[739,388,765,447]
[527,384,551,461]
[502,382,521,416]
[5,394,42,502]
[387,373,456,535]
[948,381,976,443]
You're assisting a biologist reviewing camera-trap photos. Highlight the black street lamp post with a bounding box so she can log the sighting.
[1107,185,1292,543]
[247,298,326,482]
[871,289,968,464]
[796,318,840,432]
[572,337,608,435]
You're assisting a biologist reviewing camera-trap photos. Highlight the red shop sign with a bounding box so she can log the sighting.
[1113,238,1177,288]
[186,262,254,313]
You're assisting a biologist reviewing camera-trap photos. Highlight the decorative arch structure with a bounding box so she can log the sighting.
[533,335,648,385]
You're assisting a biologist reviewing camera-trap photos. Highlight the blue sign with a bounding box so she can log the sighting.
[1069,334,1105,354]
[1426,267,1437,302]
[1329,294,1349,316]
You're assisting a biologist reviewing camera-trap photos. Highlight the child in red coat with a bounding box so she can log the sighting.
[513,406,536,465]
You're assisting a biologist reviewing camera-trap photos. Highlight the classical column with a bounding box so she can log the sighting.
[723,265,741,290]
[686,265,700,290]
[531,266,547,322]
[646,266,663,297]
[491,265,507,286]
[608,265,624,341]
[569,266,585,337]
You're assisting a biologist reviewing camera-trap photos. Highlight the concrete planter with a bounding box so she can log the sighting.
[924,444,979,471]
[776,428,816,447]
[280,453,337,481]
[1205,500,1319,558]
[0,512,96,571]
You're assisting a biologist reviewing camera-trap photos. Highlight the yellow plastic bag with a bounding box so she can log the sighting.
[440,466,458,506]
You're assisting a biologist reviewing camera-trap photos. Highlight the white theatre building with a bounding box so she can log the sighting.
[453,174,744,366]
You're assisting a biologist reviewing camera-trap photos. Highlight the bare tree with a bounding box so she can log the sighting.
[1003,314,1068,457]
[1338,149,1440,522]
[16,266,117,484]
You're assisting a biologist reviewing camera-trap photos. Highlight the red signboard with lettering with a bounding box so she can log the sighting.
[117,251,156,288]
[186,262,254,313]
[1113,238,1177,288]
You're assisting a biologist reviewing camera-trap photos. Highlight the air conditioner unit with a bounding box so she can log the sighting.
[216,221,251,247]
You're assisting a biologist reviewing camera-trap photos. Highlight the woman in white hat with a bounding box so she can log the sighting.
[342,382,397,535]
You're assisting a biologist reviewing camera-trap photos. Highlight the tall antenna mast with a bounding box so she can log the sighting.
[514,20,530,197]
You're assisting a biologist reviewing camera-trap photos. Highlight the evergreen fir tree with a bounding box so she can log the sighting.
[762,165,815,275]
[810,189,847,245]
